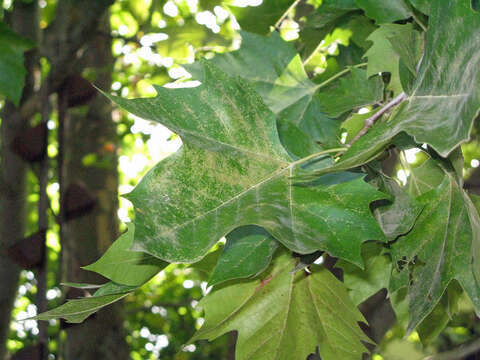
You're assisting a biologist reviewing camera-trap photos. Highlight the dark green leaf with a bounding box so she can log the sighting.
[209,225,278,286]
[192,251,370,360]
[83,223,168,286]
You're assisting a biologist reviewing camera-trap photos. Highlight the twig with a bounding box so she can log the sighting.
[423,337,480,360]
[347,92,407,147]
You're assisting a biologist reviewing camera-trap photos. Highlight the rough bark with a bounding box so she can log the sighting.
[0,2,38,359]
[60,15,129,360]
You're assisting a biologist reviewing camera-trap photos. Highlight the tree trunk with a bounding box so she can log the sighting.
[60,15,130,360]
[0,2,38,359]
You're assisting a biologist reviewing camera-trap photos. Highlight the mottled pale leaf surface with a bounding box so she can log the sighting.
[370,172,423,240]
[0,21,34,105]
[209,225,278,286]
[229,0,294,35]
[391,166,480,332]
[33,294,128,323]
[316,0,480,172]
[354,0,412,23]
[193,251,370,360]
[107,62,386,267]
[317,68,384,117]
[364,24,415,95]
[337,242,391,305]
[83,223,167,286]
[187,32,341,151]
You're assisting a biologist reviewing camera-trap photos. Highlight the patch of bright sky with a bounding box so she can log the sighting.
[397,169,410,186]
[163,1,179,17]
[404,148,421,163]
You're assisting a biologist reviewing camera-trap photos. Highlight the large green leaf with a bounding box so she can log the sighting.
[192,251,370,360]
[32,293,129,323]
[0,21,35,106]
[106,62,386,267]
[391,162,480,332]
[354,0,412,23]
[83,223,168,286]
[208,225,278,286]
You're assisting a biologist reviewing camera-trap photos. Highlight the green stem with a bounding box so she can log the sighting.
[292,147,348,167]
[313,63,368,91]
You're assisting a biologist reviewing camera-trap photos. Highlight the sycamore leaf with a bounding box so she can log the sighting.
[228,0,294,35]
[83,223,167,286]
[0,21,35,106]
[32,293,129,323]
[315,0,480,173]
[391,161,480,332]
[354,0,412,24]
[317,68,384,117]
[106,61,386,267]
[337,242,391,305]
[192,251,370,360]
[208,225,278,286]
